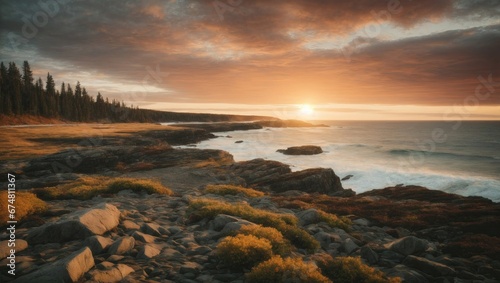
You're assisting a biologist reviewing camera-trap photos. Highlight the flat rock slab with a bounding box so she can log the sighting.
[88,263,134,283]
[13,247,94,283]
[108,236,135,255]
[27,203,120,244]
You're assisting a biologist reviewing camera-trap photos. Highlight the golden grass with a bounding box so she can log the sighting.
[216,234,273,269]
[188,198,320,252]
[236,225,292,256]
[0,191,47,223]
[247,256,331,283]
[0,123,181,161]
[317,209,351,230]
[34,176,173,200]
[205,184,265,198]
[316,255,401,283]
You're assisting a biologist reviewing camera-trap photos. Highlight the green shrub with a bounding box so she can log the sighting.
[316,255,401,283]
[188,198,319,252]
[246,256,332,283]
[34,176,173,200]
[216,234,273,270]
[280,225,321,252]
[0,191,47,223]
[237,225,292,256]
[205,184,265,197]
[317,209,351,230]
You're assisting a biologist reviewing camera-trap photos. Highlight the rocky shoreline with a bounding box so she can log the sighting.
[1,121,499,282]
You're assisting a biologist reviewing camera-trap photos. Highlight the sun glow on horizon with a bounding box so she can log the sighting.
[299,104,315,116]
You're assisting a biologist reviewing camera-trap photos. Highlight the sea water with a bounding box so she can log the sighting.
[181,121,500,202]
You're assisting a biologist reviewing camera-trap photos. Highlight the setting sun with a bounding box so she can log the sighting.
[299,104,315,116]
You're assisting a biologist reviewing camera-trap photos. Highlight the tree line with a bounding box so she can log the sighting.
[0,61,152,122]
[0,61,270,123]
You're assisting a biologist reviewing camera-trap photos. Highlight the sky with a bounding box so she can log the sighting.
[1,0,499,120]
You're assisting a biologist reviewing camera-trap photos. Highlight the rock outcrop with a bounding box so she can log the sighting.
[13,247,94,283]
[23,146,234,177]
[229,158,344,194]
[27,203,120,244]
[277,145,323,155]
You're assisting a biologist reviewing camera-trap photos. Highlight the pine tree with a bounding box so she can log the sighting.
[22,61,36,115]
[8,62,22,115]
[36,78,48,116]
[0,62,6,114]
[45,73,56,117]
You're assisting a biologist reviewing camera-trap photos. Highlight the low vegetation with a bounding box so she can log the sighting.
[246,256,331,283]
[216,234,273,269]
[34,176,173,200]
[236,225,292,256]
[205,184,265,198]
[317,209,351,230]
[316,255,401,283]
[443,234,500,260]
[0,191,47,223]
[188,198,319,252]
[273,187,499,235]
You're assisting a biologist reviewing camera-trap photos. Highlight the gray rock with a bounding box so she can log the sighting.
[132,231,156,243]
[84,235,113,255]
[342,238,359,254]
[220,220,256,235]
[180,262,202,274]
[141,223,162,237]
[108,236,135,255]
[88,263,134,282]
[361,246,379,264]
[0,239,28,259]
[353,218,369,226]
[106,255,124,262]
[27,203,120,244]
[212,214,240,231]
[137,244,161,260]
[266,168,344,194]
[403,255,456,277]
[297,209,321,226]
[277,145,323,155]
[121,220,140,231]
[385,236,429,256]
[13,247,94,283]
[314,232,336,249]
[387,264,429,283]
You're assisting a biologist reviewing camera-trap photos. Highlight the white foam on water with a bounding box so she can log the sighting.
[179,126,500,202]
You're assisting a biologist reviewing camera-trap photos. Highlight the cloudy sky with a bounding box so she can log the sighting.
[1,0,499,120]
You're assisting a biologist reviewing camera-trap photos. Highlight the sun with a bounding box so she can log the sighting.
[299,104,314,116]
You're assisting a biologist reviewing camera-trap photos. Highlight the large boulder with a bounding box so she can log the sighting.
[108,236,135,255]
[230,158,292,185]
[266,168,344,194]
[229,158,344,194]
[27,203,120,244]
[87,263,134,283]
[385,236,429,256]
[13,247,94,283]
[277,145,323,155]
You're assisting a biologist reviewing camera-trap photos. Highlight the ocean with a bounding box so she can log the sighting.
[180,121,500,202]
